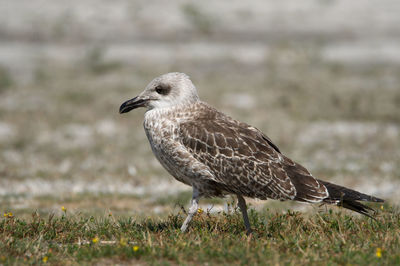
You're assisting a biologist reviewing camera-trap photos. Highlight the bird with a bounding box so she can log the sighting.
[119,72,384,234]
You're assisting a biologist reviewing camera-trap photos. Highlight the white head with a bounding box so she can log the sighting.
[119,72,199,113]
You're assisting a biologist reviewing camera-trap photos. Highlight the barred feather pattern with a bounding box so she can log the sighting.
[144,102,330,202]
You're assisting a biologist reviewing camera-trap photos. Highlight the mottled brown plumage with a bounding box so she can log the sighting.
[119,72,384,234]
[178,103,328,202]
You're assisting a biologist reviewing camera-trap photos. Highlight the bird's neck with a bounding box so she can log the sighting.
[145,101,201,121]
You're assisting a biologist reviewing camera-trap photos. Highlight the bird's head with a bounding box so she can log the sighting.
[119,72,199,113]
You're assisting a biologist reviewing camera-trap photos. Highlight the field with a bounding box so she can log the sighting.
[1,0,400,265]
[1,207,399,265]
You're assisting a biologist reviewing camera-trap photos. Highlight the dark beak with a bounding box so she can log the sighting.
[119,96,147,114]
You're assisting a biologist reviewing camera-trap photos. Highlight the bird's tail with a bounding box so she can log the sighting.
[318,180,384,218]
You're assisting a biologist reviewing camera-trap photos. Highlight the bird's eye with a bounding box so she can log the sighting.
[155,85,170,95]
[155,85,163,94]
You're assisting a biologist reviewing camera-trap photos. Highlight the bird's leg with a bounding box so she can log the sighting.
[237,195,253,235]
[180,187,199,232]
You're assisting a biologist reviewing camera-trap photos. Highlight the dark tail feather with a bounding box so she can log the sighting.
[318,180,384,217]
[338,200,376,219]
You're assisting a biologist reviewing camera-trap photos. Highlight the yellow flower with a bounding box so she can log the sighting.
[92,237,99,244]
[376,248,382,258]
[119,237,127,246]
[4,212,13,218]
[197,208,204,214]
[132,245,139,252]
[61,206,67,212]
[42,256,48,263]
[380,205,384,210]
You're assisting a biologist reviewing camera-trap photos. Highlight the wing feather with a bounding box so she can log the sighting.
[178,104,328,201]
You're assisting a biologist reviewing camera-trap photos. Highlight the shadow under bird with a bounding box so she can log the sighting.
[119,72,384,234]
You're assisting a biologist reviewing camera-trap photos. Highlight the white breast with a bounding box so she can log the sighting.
[143,108,193,185]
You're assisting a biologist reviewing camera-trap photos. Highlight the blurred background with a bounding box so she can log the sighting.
[0,0,399,218]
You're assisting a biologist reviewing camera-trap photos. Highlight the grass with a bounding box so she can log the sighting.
[1,206,399,265]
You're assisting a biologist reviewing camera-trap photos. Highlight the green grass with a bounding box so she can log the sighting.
[1,207,399,265]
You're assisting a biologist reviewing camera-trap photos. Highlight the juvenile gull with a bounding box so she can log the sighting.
[119,72,383,234]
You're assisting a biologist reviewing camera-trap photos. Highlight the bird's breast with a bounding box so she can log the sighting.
[143,109,181,162]
[143,110,178,146]
[143,110,194,185]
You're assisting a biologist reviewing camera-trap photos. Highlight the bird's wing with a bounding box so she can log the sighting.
[178,109,328,202]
